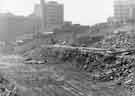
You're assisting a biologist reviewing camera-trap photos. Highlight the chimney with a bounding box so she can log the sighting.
[40,0,47,31]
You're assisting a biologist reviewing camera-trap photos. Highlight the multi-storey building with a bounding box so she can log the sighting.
[33,0,64,31]
[114,0,135,22]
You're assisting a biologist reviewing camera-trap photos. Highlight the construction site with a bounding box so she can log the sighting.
[1,0,135,96]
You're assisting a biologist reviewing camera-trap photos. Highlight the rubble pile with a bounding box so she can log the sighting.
[23,43,135,95]
[59,49,135,82]
[0,74,18,96]
[24,47,135,83]
[94,31,135,49]
[56,48,135,94]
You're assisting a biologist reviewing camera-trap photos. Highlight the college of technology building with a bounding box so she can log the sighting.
[33,0,64,31]
[114,0,135,22]
[108,0,135,23]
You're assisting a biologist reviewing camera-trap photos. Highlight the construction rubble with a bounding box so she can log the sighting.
[0,74,18,96]
[21,44,135,95]
[94,30,135,49]
[14,29,135,96]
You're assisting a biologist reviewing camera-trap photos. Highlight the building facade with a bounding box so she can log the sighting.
[114,0,135,22]
[33,0,64,31]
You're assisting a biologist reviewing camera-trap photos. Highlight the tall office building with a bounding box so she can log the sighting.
[114,0,135,22]
[33,0,64,31]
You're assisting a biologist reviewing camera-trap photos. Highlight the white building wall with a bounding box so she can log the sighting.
[33,1,64,31]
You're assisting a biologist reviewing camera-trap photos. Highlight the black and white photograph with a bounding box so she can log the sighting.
[0,0,135,96]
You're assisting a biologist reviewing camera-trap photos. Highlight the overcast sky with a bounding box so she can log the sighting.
[0,0,114,25]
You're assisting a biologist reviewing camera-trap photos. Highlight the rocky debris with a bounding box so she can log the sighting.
[1,51,134,96]
[60,49,135,82]
[23,46,135,83]
[94,30,135,49]
[21,30,135,95]
[0,74,18,96]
